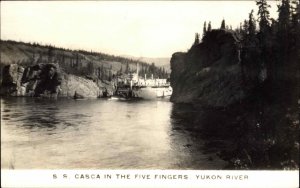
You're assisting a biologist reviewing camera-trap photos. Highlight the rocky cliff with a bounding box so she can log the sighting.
[0,40,170,98]
[170,29,246,107]
[1,63,101,98]
[170,29,299,169]
[0,40,168,85]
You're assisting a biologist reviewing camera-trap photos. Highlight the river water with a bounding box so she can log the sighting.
[1,97,226,169]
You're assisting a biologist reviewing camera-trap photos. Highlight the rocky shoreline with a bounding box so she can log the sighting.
[0,63,110,98]
[170,30,245,107]
[169,29,299,169]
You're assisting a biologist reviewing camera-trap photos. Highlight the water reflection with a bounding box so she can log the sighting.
[1,97,226,169]
[169,103,227,169]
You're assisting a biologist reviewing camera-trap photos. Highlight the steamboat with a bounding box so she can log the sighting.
[113,64,172,100]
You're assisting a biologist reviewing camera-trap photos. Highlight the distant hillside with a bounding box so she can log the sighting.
[139,57,171,73]
[0,40,169,81]
[122,55,171,73]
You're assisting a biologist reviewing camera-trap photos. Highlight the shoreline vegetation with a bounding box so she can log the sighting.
[170,0,299,169]
[1,0,299,170]
[0,39,169,98]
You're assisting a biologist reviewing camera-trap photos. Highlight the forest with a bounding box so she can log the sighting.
[195,0,299,86]
[173,0,299,169]
[0,39,169,84]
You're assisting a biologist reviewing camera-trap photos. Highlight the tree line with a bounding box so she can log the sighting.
[192,0,299,85]
[1,40,169,81]
[189,0,299,169]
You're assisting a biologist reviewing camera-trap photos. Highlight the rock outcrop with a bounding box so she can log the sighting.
[60,74,100,98]
[0,63,101,98]
[170,29,246,107]
[1,64,25,96]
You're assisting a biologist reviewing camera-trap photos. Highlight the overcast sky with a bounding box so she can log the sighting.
[1,1,278,58]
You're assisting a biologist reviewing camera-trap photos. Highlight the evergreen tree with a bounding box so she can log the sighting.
[242,19,249,37]
[100,64,104,80]
[149,63,155,76]
[47,47,54,63]
[248,9,257,37]
[193,33,200,46]
[87,61,94,74]
[76,53,79,67]
[203,21,207,37]
[208,21,212,31]
[125,62,130,74]
[108,70,112,81]
[162,67,166,78]
[256,0,271,33]
[278,0,291,31]
[97,67,101,78]
[37,52,43,64]
[62,54,65,65]
[276,0,295,80]
[221,19,226,29]
[291,0,300,26]
[119,65,123,75]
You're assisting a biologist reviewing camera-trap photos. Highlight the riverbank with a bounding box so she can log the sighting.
[169,29,299,169]
[0,63,114,98]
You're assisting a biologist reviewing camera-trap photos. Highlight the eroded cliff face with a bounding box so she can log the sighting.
[61,74,101,98]
[169,29,299,169]
[0,63,101,98]
[170,30,245,107]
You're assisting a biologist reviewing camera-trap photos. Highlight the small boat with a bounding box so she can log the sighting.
[109,95,139,101]
[110,96,118,100]
[109,96,122,100]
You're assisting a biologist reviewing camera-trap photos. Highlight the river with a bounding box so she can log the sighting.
[1,97,226,169]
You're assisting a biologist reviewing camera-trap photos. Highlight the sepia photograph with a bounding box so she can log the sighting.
[0,0,299,187]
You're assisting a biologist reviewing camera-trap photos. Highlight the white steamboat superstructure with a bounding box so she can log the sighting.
[114,63,172,99]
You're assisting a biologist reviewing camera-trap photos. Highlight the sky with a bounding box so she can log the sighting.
[1,1,279,58]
